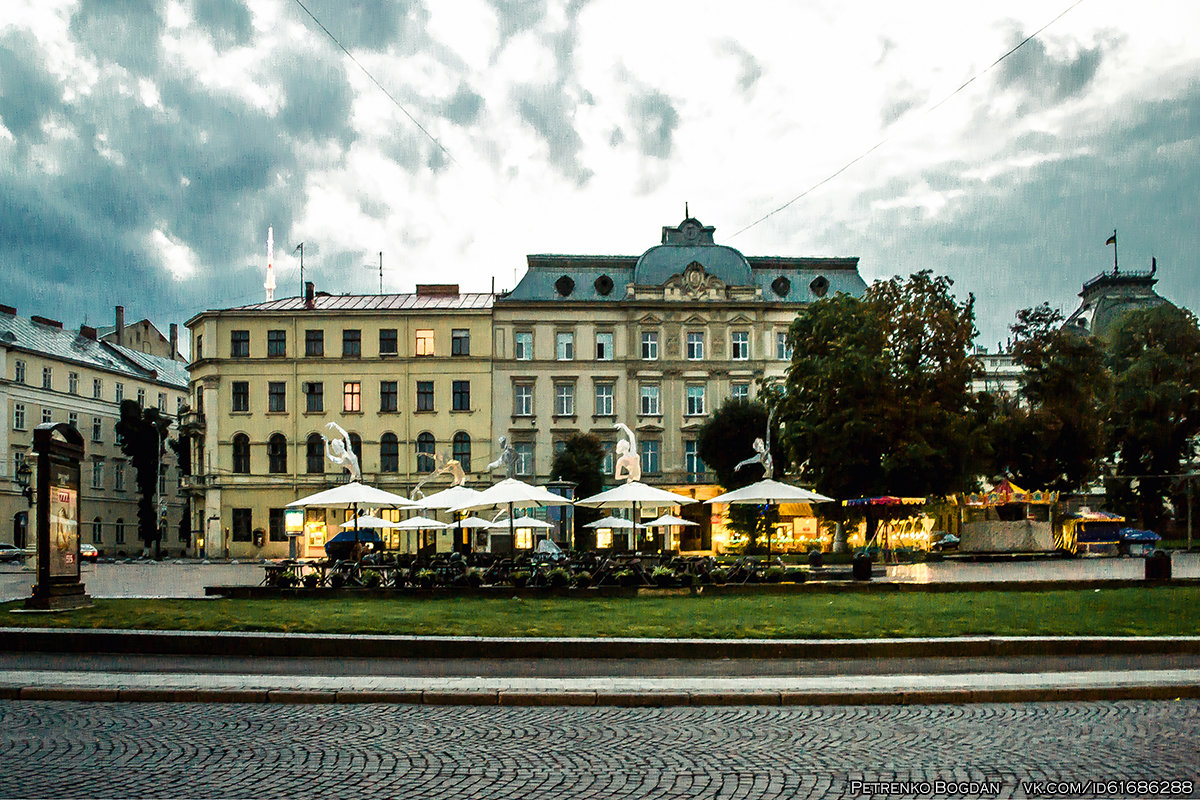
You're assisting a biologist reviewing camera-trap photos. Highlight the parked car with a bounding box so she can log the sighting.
[0,543,26,563]
[80,543,99,562]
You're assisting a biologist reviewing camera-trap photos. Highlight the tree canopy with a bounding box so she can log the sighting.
[115,400,171,555]
[697,398,782,551]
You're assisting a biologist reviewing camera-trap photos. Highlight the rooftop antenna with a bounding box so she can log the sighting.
[363,251,383,293]
[293,243,304,297]
[264,227,276,302]
[1106,229,1118,274]
[685,201,689,219]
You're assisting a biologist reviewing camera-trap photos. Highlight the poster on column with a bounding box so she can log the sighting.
[49,463,80,579]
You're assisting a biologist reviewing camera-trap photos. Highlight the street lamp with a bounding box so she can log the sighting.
[15,460,32,505]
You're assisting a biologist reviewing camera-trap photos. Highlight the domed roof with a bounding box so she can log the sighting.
[633,217,752,286]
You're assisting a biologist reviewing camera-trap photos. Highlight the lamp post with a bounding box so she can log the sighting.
[15,459,32,505]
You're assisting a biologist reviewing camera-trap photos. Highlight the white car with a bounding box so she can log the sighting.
[0,543,26,563]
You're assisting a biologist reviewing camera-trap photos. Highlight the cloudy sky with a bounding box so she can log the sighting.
[2,0,1198,350]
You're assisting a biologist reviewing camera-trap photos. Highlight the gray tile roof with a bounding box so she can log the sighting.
[220,293,495,314]
[0,312,187,389]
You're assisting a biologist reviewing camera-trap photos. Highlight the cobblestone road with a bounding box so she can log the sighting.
[0,700,1197,799]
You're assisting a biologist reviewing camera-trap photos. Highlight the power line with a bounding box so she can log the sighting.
[730,0,1089,239]
[290,0,456,167]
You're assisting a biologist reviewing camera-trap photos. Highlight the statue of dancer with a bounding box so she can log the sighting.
[486,435,516,478]
[323,422,362,482]
[734,405,775,479]
[614,423,641,483]
[412,452,468,498]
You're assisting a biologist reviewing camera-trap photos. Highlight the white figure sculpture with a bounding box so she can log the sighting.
[734,406,775,479]
[486,435,516,478]
[614,423,641,483]
[412,452,468,498]
[323,422,362,482]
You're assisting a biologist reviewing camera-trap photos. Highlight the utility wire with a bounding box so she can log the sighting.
[730,0,1088,239]
[290,0,456,167]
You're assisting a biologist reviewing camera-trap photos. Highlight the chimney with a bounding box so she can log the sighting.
[304,281,315,309]
[416,284,460,296]
[0,304,15,316]
[80,325,97,340]
[31,315,62,328]
[169,323,179,359]
[115,306,125,346]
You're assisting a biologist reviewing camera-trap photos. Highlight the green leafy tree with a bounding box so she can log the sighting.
[1104,304,1200,529]
[983,303,1109,490]
[549,433,606,533]
[779,271,982,500]
[115,400,171,557]
[697,398,785,552]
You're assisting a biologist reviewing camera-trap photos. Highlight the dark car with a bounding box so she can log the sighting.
[0,543,26,563]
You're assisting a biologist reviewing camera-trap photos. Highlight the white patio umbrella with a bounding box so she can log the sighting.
[638,513,699,551]
[287,482,419,543]
[488,515,554,529]
[449,478,573,550]
[456,516,496,529]
[584,515,636,529]
[705,479,835,505]
[388,516,451,530]
[411,485,483,510]
[575,481,693,550]
[336,514,397,530]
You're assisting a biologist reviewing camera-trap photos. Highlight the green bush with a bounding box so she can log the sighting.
[510,570,530,588]
[363,571,382,589]
[571,570,593,589]
[765,566,785,583]
[547,568,570,588]
[709,568,727,585]
[415,569,436,588]
[302,572,319,590]
[677,571,696,588]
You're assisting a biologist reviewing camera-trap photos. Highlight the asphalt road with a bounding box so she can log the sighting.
[0,700,1196,799]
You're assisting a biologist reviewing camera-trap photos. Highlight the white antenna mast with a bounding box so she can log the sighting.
[264,227,276,301]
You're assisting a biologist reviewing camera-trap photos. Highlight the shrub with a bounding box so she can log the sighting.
[329,573,345,589]
[510,570,530,588]
[466,568,483,588]
[415,568,436,588]
[302,572,320,590]
[615,568,640,587]
[651,566,676,587]
[783,568,805,583]
[807,550,824,568]
[392,568,410,589]
[547,568,570,588]
[765,566,785,583]
[364,571,382,589]
[710,568,727,585]
[677,571,695,588]
[571,570,593,589]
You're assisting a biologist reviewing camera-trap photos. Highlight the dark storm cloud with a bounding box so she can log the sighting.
[627,90,678,159]
[514,83,591,184]
[193,0,254,49]
[442,84,484,125]
[0,31,63,140]
[271,47,357,144]
[996,29,1107,106]
[297,0,419,53]
[69,0,164,75]
[488,0,548,41]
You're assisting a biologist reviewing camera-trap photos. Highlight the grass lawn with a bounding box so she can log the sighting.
[3,587,1199,638]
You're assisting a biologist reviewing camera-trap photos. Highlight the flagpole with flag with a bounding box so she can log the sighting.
[1106,230,1117,273]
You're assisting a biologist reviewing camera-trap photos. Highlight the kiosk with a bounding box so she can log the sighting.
[24,422,91,610]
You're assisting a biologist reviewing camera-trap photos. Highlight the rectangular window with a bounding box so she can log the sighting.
[267,329,286,357]
[68,372,79,394]
[416,381,434,411]
[731,382,750,401]
[685,441,705,480]
[594,382,614,416]
[230,330,250,357]
[231,381,249,412]
[177,397,185,415]
[640,384,660,416]
[731,331,749,361]
[115,520,125,544]
[68,412,78,430]
[601,441,615,477]
[776,331,793,361]
[415,329,434,356]
[380,381,398,412]
[268,382,286,412]
[115,383,124,403]
[343,381,361,412]
[137,388,145,406]
[114,461,125,491]
[514,331,533,360]
[451,329,470,356]
[595,332,613,361]
[556,331,574,361]
[13,403,25,430]
[514,442,534,476]
[42,408,51,424]
[641,331,658,361]
[91,459,103,489]
[158,393,166,412]
[379,329,398,356]
[269,508,288,542]
[452,380,470,411]
[92,416,102,442]
[554,382,575,416]
[305,329,324,357]
[93,378,102,398]
[92,518,102,545]
[686,385,706,416]
[686,332,705,361]
[513,383,533,416]
[342,329,361,358]
[195,335,203,360]
[232,508,252,542]
[303,382,323,413]
[640,440,660,475]
[42,366,52,389]
[13,360,24,383]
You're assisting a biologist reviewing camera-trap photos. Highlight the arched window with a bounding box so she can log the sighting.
[380,433,399,473]
[349,433,362,467]
[453,432,471,473]
[306,433,324,474]
[92,517,102,545]
[416,432,435,473]
[268,433,287,474]
[115,518,125,545]
[232,433,250,474]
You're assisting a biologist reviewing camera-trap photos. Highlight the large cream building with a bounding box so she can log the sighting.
[183,283,494,559]
[492,215,867,551]
[0,305,189,555]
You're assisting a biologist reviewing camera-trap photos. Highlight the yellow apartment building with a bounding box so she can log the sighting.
[183,283,494,559]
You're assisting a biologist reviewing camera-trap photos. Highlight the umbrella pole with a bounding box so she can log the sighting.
[509,501,515,553]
